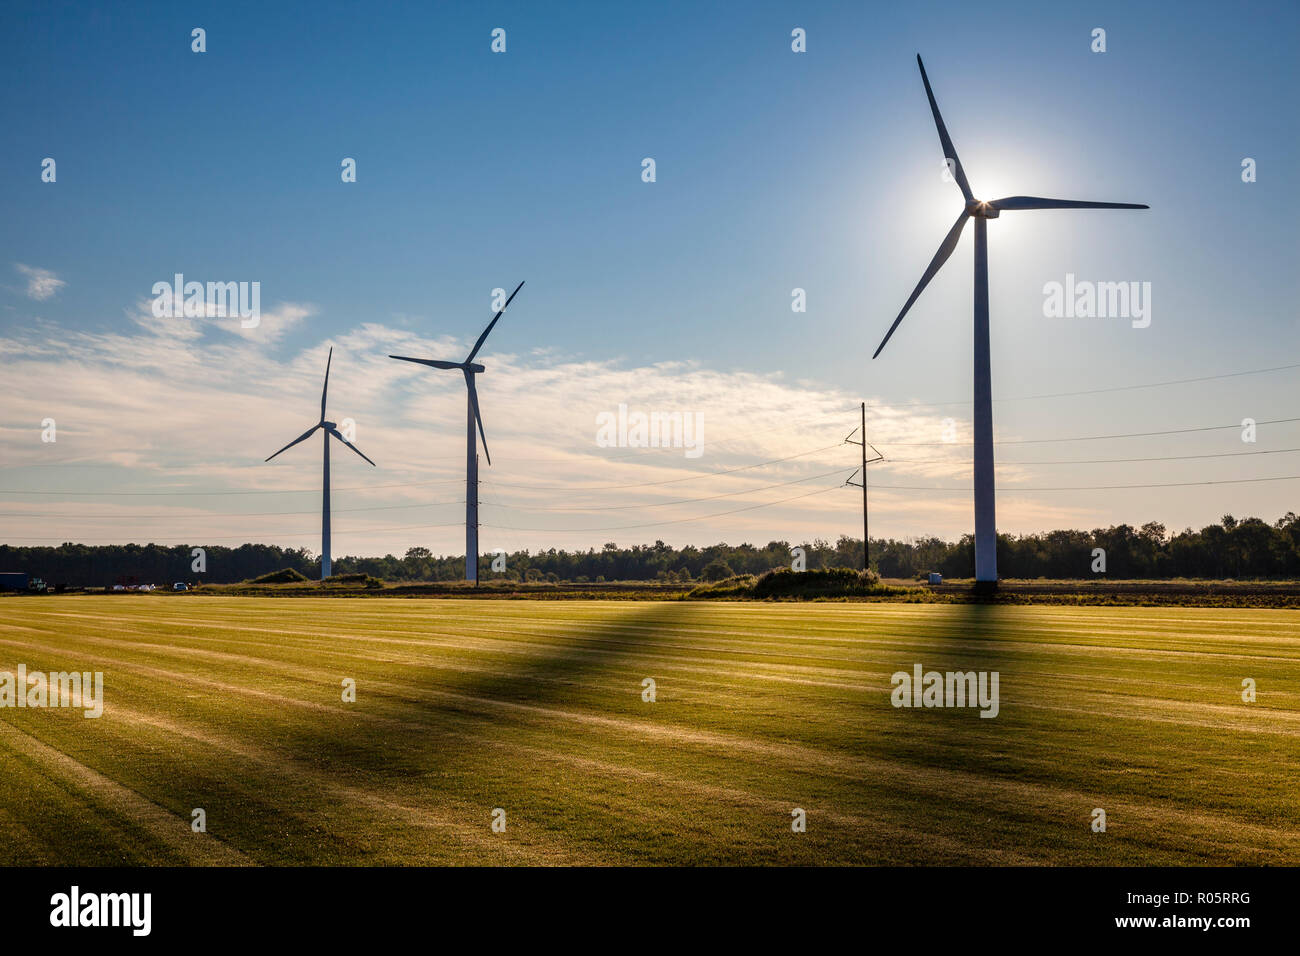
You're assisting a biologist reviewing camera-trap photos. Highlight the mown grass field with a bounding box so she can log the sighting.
[0,596,1297,865]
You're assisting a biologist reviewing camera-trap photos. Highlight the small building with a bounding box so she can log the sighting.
[927,572,943,585]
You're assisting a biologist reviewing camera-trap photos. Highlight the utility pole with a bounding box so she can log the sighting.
[845,402,884,571]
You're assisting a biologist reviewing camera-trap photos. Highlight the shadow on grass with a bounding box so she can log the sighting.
[278,600,693,787]
[873,601,1050,788]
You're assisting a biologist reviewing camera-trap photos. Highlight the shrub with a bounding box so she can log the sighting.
[701,559,735,582]
[753,566,879,598]
[688,574,757,598]
[324,572,384,589]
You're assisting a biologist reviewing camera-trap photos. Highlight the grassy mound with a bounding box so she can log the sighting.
[754,567,878,597]
[689,566,904,600]
[247,568,311,584]
[686,574,757,598]
[323,572,384,589]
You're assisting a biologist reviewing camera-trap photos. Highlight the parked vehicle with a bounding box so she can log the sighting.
[172,582,188,592]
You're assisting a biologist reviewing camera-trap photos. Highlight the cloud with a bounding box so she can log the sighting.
[0,311,1145,556]
[229,301,313,343]
[129,294,314,345]
[15,263,65,300]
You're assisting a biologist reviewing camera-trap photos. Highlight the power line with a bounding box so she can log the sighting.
[0,500,466,520]
[482,468,855,511]
[0,441,848,497]
[2,407,1293,508]
[0,521,468,543]
[487,442,847,492]
[1,481,846,540]
[883,447,1300,465]
[866,361,1300,409]
[0,477,466,497]
[481,484,843,533]
[869,474,1300,493]
[878,417,1300,447]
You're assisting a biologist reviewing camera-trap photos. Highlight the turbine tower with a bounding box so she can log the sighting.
[264,347,376,579]
[873,55,1148,590]
[390,281,524,584]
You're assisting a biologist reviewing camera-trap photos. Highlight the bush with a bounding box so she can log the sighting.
[688,574,757,598]
[752,567,879,598]
[324,572,384,589]
[701,559,735,582]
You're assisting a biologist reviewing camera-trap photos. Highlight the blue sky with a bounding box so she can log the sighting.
[0,0,1297,557]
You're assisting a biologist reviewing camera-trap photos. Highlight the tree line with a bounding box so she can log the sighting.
[2,513,1297,587]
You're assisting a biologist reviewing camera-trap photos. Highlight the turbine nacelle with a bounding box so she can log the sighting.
[966,199,999,219]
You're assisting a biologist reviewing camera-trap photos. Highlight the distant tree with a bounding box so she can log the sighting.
[7,513,1299,586]
[701,559,734,582]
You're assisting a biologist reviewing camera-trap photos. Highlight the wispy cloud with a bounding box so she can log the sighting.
[0,311,1096,554]
[14,263,65,301]
[129,298,314,344]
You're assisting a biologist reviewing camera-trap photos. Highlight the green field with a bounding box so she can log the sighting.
[0,596,1296,865]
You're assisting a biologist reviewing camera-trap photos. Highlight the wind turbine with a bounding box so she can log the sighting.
[873,55,1147,590]
[390,281,524,584]
[264,347,376,579]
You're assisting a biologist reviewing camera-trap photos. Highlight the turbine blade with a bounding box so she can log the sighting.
[465,372,491,466]
[465,280,525,363]
[990,196,1149,211]
[389,355,465,370]
[917,55,973,202]
[320,347,332,422]
[327,426,376,466]
[265,424,321,462]
[872,211,970,359]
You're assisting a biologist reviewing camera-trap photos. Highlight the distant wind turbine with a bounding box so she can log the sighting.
[873,55,1148,589]
[390,281,525,583]
[264,347,376,579]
